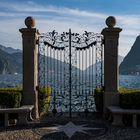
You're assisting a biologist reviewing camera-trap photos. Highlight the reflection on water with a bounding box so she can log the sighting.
[119,75,140,89]
[0,74,139,89]
[0,74,22,87]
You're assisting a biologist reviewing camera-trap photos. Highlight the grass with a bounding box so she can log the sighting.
[119,88,140,93]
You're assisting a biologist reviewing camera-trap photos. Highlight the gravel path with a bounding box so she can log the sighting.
[0,121,140,140]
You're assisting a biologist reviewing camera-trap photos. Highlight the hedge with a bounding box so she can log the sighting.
[0,86,52,114]
[119,88,140,109]
[0,88,22,108]
[94,88,140,112]
[38,86,52,114]
[94,88,104,112]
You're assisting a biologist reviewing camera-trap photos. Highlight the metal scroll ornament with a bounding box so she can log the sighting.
[38,29,104,118]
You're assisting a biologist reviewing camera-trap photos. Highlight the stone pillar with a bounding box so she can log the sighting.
[19,17,39,119]
[101,16,122,113]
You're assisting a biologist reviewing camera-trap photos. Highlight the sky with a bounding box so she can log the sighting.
[0,0,140,57]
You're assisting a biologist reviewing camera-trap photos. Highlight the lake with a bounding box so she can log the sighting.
[0,74,139,112]
[0,74,139,89]
[119,75,140,89]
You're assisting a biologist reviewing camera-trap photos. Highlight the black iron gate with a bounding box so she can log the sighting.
[38,29,104,118]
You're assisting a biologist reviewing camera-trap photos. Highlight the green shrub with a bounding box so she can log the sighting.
[38,86,52,114]
[0,88,22,108]
[119,88,140,109]
[94,87,140,112]
[94,87,104,113]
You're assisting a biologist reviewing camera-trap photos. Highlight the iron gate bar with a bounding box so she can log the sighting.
[101,42,104,87]
[56,50,59,94]
[89,47,91,94]
[91,47,93,90]
[82,49,83,95]
[69,29,72,118]
[46,44,48,89]
[64,49,66,104]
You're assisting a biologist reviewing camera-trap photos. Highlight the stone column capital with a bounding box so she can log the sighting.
[101,27,122,38]
[19,28,40,37]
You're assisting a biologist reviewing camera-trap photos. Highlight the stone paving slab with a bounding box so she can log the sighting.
[0,120,140,140]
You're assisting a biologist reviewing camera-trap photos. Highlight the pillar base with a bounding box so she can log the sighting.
[103,92,120,113]
[22,90,39,119]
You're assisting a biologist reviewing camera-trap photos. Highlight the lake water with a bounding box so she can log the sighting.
[0,74,139,112]
[119,75,140,89]
[0,74,139,89]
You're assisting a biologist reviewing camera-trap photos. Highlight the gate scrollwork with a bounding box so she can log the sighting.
[38,29,104,118]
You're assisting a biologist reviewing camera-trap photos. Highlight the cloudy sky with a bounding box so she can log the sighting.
[0,0,140,56]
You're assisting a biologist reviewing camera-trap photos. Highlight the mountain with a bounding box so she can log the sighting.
[118,55,124,66]
[0,49,22,74]
[0,44,124,75]
[0,44,21,54]
[85,55,124,75]
[0,44,22,74]
[120,35,140,75]
[39,55,80,73]
[0,45,80,74]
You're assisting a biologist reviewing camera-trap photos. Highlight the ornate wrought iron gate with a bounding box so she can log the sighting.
[38,29,104,118]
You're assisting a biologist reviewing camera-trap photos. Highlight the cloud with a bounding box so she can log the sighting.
[0,1,140,56]
[0,1,107,19]
[0,18,23,48]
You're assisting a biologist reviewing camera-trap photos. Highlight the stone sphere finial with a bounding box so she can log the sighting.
[106,16,116,28]
[25,16,35,28]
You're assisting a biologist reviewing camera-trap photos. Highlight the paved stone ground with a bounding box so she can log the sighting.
[0,123,140,140]
[0,114,140,140]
